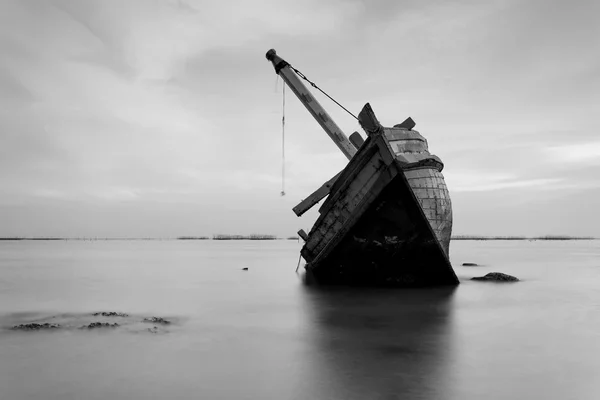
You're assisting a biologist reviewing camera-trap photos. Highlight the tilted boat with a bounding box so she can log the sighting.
[266,49,459,287]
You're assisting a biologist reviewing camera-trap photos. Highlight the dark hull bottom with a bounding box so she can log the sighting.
[307,173,459,287]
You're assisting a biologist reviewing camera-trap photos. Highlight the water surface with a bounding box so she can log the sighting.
[1,240,599,399]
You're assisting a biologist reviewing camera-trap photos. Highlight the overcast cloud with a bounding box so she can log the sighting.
[0,0,598,237]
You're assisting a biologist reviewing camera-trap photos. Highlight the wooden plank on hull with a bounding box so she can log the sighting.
[357,103,384,136]
[394,117,416,130]
[349,131,365,149]
[290,131,368,217]
[308,158,389,258]
[292,171,343,217]
[375,133,397,166]
[319,143,379,216]
[297,229,308,241]
[306,163,398,270]
[310,162,459,286]
[320,133,395,217]
[304,137,388,259]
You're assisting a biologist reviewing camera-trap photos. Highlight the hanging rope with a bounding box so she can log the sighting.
[276,62,356,197]
[281,84,286,196]
[289,65,358,121]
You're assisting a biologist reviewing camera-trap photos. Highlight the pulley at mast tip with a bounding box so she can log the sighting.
[265,49,277,61]
[265,49,287,74]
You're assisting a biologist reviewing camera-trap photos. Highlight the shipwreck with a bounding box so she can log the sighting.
[266,49,459,287]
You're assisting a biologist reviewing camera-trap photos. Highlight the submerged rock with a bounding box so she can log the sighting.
[81,322,120,329]
[92,312,128,317]
[471,272,519,282]
[462,263,479,266]
[12,323,61,331]
[143,317,170,325]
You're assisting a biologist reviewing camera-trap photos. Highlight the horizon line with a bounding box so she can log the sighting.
[0,235,596,241]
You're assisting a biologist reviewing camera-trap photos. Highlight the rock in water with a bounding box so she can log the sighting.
[471,272,519,282]
[92,312,128,317]
[462,263,479,266]
[143,317,170,325]
[81,322,120,329]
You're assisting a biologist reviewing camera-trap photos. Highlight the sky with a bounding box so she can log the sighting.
[0,0,598,238]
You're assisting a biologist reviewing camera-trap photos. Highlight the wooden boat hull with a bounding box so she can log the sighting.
[404,168,452,257]
[300,119,458,287]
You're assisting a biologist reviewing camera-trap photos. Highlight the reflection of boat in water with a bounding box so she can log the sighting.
[299,286,457,397]
[265,49,458,287]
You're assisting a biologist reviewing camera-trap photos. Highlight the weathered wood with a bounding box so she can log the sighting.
[306,137,391,259]
[309,169,458,287]
[290,131,365,217]
[307,162,397,268]
[298,105,457,286]
[297,229,308,241]
[263,51,457,287]
[358,103,384,136]
[375,133,396,166]
[404,168,452,256]
[309,136,398,258]
[394,117,416,130]
[292,171,343,217]
[319,144,380,217]
[349,131,365,149]
[266,49,357,160]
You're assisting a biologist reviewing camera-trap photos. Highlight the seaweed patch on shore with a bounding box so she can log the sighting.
[92,312,129,317]
[2,312,179,334]
[80,322,120,329]
[143,317,170,324]
[12,323,61,331]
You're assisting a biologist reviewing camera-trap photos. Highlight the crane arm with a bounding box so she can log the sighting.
[265,49,357,160]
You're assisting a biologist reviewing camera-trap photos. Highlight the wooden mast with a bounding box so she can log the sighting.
[265,49,357,160]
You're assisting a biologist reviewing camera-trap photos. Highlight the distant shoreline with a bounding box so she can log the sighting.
[0,236,596,241]
[451,236,596,241]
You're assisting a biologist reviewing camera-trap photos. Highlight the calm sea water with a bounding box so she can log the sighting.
[0,239,599,399]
